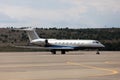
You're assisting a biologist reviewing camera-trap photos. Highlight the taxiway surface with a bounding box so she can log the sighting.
[0,51,119,80]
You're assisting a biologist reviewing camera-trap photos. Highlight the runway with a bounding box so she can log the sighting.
[0,51,119,80]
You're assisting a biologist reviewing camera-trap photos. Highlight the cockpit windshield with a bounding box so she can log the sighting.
[93,41,100,44]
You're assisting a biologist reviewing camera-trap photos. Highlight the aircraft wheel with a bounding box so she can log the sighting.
[61,51,66,54]
[51,50,56,54]
[96,50,100,55]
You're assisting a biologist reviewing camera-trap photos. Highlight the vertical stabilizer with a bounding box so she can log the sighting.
[20,28,40,42]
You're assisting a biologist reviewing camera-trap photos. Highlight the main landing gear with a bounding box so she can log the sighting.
[51,50,66,55]
[51,50,56,54]
[61,50,66,54]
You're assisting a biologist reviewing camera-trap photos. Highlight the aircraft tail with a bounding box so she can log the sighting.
[17,28,40,42]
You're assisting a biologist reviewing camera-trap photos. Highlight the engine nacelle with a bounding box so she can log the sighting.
[31,39,48,47]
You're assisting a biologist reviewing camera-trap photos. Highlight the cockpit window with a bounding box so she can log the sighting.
[93,41,99,44]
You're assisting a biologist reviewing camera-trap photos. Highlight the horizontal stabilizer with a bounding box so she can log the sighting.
[13,45,49,50]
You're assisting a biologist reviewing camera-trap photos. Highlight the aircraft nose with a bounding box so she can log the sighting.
[100,44,105,47]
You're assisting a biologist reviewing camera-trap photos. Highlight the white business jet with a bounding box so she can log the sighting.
[17,28,104,54]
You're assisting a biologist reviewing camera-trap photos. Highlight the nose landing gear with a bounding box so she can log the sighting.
[96,49,100,55]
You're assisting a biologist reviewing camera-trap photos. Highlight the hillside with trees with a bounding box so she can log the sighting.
[0,27,120,51]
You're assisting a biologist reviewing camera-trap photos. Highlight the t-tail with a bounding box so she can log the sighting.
[17,28,44,43]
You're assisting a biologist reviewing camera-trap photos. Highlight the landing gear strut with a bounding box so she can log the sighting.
[96,49,100,55]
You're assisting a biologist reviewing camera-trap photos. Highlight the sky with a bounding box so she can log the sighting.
[0,0,120,28]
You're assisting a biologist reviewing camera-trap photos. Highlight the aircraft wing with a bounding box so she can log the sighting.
[13,45,74,50]
[46,46,74,50]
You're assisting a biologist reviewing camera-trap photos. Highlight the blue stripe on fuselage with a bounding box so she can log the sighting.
[48,44,74,48]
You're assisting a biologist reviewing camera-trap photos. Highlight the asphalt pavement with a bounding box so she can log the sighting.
[0,51,119,80]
